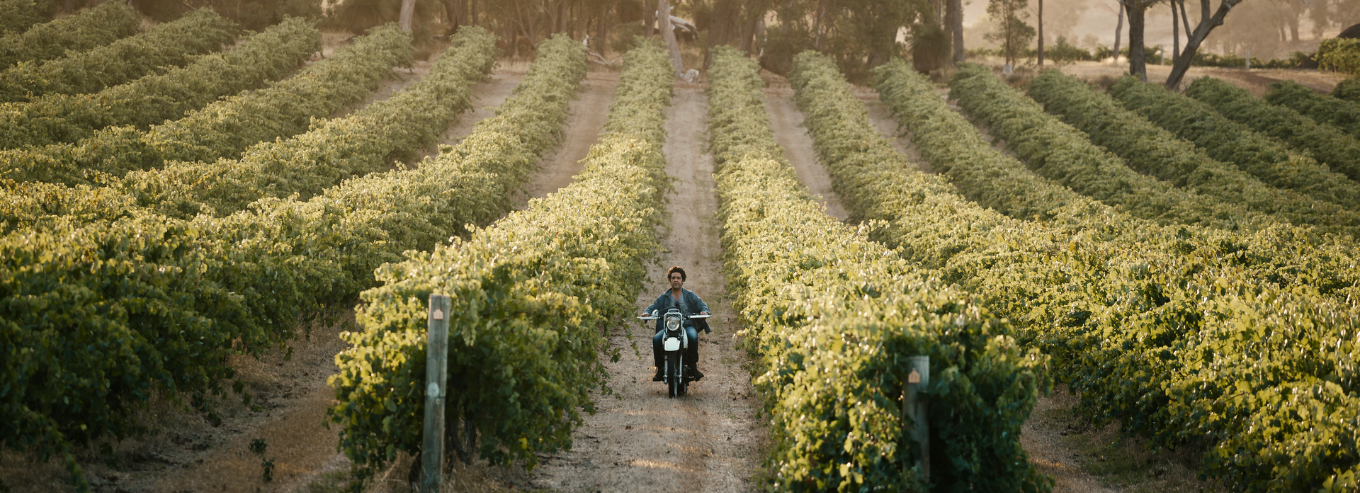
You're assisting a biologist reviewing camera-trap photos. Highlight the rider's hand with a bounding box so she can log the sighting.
[701,311,710,315]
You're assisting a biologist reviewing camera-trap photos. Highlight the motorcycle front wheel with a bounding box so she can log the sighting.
[666,352,681,398]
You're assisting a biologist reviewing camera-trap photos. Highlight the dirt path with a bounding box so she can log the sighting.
[760,86,850,221]
[517,71,620,204]
[416,65,525,161]
[528,85,766,493]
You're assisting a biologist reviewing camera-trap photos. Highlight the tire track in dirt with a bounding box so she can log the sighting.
[528,85,766,493]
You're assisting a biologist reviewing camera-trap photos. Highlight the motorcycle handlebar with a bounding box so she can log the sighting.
[636,313,711,320]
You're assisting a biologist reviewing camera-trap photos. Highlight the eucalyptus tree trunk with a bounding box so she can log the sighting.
[1113,2,1124,62]
[658,0,685,78]
[1170,0,1179,64]
[814,0,828,50]
[949,0,964,63]
[704,0,738,68]
[1037,0,1044,66]
[644,0,656,35]
[400,0,415,32]
[1128,2,1146,79]
[597,1,608,54]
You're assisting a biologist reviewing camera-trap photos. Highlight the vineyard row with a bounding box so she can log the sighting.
[1024,70,1360,238]
[0,16,320,150]
[868,59,1360,491]
[950,65,1270,234]
[0,0,50,36]
[709,47,1049,491]
[1110,76,1360,211]
[1266,79,1360,141]
[328,40,667,479]
[0,8,238,103]
[0,27,503,489]
[0,23,409,194]
[1186,76,1360,182]
[0,1,139,69]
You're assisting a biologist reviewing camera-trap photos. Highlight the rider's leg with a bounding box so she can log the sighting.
[652,331,665,367]
[682,326,699,367]
[683,326,703,380]
[652,331,665,380]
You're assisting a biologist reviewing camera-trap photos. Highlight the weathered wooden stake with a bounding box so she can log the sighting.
[420,295,451,493]
[903,355,930,484]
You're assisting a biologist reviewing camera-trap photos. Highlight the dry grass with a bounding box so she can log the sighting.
[965,55,1349,95]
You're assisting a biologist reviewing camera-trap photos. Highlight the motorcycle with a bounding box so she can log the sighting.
[638,308,710,398]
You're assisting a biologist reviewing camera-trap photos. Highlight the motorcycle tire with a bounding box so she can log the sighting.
[667,353,681,398]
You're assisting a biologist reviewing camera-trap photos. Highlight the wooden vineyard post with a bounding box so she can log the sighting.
[421,295,451,493]
[903,355,930,483]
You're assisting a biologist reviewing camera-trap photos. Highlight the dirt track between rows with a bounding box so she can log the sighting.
[527,84,767,493]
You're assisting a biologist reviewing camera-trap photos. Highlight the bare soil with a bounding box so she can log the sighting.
[526,85,768,493]
[1023,388,1215,493]
[759,80,850,221]
[415,62,526,162]
[330,63,427,121]
[515,70,620,206]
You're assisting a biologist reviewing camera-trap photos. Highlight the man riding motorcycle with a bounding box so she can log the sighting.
[641,266,710,382]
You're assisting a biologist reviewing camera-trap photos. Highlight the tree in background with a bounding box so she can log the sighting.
[985,0,1035,66]
[122,0,321,28]
[0,0,52,35]
[1164,0,1246,88]
[756,0,933,81]
[949,0,964,63]
[328,0,439,39]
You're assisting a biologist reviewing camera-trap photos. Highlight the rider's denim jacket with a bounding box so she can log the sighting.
[644,288,710,334]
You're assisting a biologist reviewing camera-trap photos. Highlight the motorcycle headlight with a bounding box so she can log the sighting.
[666,317,680,331]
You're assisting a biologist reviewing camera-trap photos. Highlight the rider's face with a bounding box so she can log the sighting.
[668,273,684,290]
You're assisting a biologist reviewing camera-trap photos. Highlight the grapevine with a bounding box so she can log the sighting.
[871,58,1360,491]
[1265,79,1360,140]
[1335,77,1360,103]
[0,9,239,102]
[712,47,1051,492]
[0,0,48,36]
[1024,69,1360,238]
[0,16,320,150]
[1110,76,1360,210]
[328,39,664,480]
[0,1,139,69]
[0,28,502,489]
[1186,76,1360,182]
[0,23,413,229]
[948,65,1267,232]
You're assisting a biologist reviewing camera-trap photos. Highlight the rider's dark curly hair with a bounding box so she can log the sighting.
[667,266,686,281]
